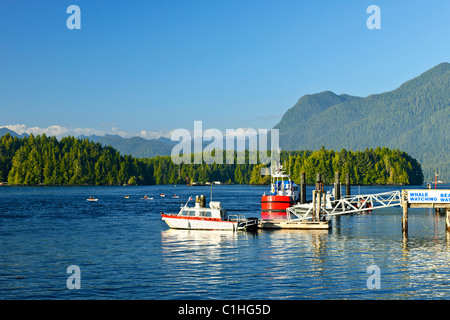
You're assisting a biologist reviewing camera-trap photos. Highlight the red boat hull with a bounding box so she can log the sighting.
[261,195,293,220]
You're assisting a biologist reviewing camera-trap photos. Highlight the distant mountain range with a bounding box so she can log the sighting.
[1,63,448,181]
[0,128,29,139]
[78,134,175,158]
[274,62,449,182]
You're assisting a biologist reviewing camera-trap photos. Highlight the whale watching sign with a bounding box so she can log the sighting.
[407,190,450,203]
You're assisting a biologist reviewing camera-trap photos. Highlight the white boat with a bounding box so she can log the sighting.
[87,197,98,202]
[161,195,259,231]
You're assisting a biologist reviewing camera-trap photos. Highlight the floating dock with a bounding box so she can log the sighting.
[259,189,332,230]
[258,170,450,234]
[259,188,450,235]
[259,220,329,230]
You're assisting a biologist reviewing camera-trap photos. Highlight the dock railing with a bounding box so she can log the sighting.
[287,190,402,221]
[328,190,401,216]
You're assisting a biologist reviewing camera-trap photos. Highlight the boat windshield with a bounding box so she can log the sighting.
[199,211,212,217]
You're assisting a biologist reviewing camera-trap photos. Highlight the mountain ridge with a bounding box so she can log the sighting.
[274,62,450,181]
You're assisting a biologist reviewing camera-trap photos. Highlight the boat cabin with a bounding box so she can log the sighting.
[178,200,227,220]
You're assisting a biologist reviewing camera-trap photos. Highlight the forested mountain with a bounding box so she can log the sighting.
[274,62,449,181]
[0,133,423,186]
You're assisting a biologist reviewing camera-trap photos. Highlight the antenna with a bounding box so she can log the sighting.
[289,151,291,177]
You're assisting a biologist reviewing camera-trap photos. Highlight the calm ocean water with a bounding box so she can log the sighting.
[1,184,450,300]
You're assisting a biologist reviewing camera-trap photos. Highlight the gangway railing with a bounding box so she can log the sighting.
[328,190,401,216]
[287,190,401,221]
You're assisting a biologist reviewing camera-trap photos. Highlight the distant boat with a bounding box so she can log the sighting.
[172,195,179,199]
[124,196,130,199]
[160,193,166,197]
[87,197,98,202]
[142,195,153,200]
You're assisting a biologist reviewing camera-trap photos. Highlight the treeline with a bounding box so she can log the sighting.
[275,146,424,185]
[0,134,143,186]
[0,134,423,186]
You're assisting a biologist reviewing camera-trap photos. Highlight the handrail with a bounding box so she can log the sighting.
[286,190,402,221]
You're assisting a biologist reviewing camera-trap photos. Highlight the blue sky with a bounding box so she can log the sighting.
[0,0,449,139]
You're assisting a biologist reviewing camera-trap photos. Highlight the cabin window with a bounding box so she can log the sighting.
[199,211,212,218]
[181,210,189,216]
[189,211,196,216]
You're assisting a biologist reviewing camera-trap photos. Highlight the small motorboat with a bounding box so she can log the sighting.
[160,193,166,197]
[142,195,153,200]
[161,195,259,231]
[87,197,98,202]
[124,196,130,199]
[172,195,179,199]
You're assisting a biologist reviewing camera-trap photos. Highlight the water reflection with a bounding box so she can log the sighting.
[159,228,332,298]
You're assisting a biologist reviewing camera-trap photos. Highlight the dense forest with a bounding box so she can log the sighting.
[0,133,423,186]
[0,134,143,186]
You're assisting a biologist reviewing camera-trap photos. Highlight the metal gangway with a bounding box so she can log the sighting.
[287,190,402,221]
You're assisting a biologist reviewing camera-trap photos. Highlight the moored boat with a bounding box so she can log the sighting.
[261,165,299,220]
[162,195,259,231]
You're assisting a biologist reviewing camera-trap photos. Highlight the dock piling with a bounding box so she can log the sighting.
[446,209,450,232]
[316,173,322,191]
[345,173,350,197]
[334,172,341,200]
[300,172,306,204]
[312,191,317,222]
[401,190,408,234]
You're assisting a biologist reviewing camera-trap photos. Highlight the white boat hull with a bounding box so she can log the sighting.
[162,215,239,231]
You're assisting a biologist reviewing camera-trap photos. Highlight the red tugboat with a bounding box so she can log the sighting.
[261,165,299,220]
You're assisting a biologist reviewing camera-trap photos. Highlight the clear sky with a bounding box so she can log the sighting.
[0,0,449,139]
